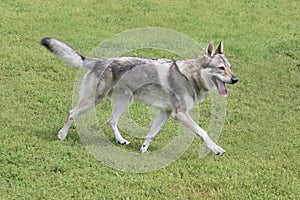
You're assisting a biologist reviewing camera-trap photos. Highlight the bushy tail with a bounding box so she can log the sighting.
[41,38,95,69]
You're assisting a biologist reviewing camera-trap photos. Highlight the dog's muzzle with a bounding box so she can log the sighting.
[230,75,239,84]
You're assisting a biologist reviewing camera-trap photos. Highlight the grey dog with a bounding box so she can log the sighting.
[41,38,238,155]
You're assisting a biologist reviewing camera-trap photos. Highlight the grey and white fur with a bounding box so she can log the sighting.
[41,37,238,155]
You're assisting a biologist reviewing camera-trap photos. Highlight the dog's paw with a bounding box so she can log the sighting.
[210,145,226,156]
[117,139,131,146]
[57,130,67,140]
[140,144,149,153]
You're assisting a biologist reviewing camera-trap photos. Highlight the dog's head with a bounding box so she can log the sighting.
[201,41,238,97]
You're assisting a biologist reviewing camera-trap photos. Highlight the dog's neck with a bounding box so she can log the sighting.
[176,56,210,102]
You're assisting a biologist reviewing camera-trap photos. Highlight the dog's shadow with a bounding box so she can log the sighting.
[34,126,126,148]
[34,127,80,142]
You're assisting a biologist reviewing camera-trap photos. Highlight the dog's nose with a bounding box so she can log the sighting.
[231,76,238,84]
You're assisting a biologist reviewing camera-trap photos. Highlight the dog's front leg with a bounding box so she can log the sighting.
[172,111,226,155]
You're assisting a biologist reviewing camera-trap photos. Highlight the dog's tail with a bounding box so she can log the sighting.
[41,38,96,69]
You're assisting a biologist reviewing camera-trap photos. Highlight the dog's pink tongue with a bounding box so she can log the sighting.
[216,79,228,97]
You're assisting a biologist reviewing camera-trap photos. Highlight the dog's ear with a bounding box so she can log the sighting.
[215,40,223,54]
[205,42,215,57]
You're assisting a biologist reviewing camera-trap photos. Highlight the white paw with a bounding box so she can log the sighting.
[140,142,150,153]
[57,130,67,140]
[210,144,226,156]
[117,139,131,146]
[140,145,148,153]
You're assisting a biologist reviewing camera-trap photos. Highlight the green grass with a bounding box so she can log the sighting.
[1,0,299,199]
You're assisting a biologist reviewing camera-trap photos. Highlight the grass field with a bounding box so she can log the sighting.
[1,0,299,199]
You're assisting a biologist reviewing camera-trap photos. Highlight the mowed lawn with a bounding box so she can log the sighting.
[0,0,299,199]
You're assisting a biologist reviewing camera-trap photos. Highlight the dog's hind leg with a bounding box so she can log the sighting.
[140,111,169,153]
[172,111,226,155]
[58,75,108,140]
[107,88,132,145]
[58,98,97,140]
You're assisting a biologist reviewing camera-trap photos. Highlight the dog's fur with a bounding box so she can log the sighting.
[41,38,238,155]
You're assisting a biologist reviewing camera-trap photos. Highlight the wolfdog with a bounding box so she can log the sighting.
[41,38,238,155]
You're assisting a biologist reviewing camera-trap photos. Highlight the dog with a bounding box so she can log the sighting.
[41,37,238,155]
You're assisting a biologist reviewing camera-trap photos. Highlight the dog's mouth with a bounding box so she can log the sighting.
[213,77,228,97]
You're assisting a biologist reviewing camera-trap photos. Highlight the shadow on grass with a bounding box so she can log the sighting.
[34,127,81,143]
